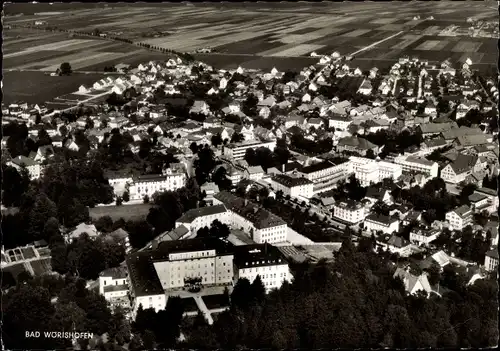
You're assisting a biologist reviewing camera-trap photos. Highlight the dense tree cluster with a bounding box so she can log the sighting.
[290,133,333,155]
[178,241,498,349]
[146,177,201,236]
[390,177,459,223]
[363,129,423,158]
[1,164,31,207]
[3,275,121,350]
[244,142,290,171]
[196,219,230,239]
[193,145,217,185]
[432,226,491,265]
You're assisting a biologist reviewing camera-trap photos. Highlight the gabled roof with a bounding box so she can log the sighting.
[448,154,478,174]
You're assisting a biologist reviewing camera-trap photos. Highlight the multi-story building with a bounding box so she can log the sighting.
[126,252,168,320]
[348,157,402,186]
[484,247,498,272]
[98,267,129,311]
[445,205,472,230]
[298,159,349,194]
[409,228,441,246]
[233,244,292,292]
[364,214,400,234]
[223,140,276,161]
[175,205,230,234]
[270,174,314,199]
[394,155,439,178]
[474,187,499,214]
[151,238,234,291]
[332,200,368,224]
[129,169,186,201]
[214,192,287,244]
[440,154,478,184]
[328,115,353,131]
[7,155,43,180]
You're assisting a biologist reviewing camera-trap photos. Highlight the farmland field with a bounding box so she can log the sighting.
[3,1,497,103]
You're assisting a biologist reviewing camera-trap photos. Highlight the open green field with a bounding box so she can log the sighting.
[89,203,153,221]
[3,71,110,105]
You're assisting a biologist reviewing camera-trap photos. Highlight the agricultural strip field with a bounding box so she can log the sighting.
[89,204,154,221]
[3,71,110,105]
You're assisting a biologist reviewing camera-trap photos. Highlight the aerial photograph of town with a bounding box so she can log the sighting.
[1,1,498,350]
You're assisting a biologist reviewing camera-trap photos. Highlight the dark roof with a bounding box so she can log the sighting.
[104,284,129,293]
[284,161,303,172]
[233,243,287,268]
[337,136,376,150]
[271,174,312,187]
[451,205,471,217]
[387,235,410,248]
[126,252,164,297]
[214,192,286,229]
[152,237,234,261]
[485,247,498,259]
[176,204,227,224]
[100,266,128,279]
[366,213,398,226]
[301,160,337,174]
[449,154,478,174]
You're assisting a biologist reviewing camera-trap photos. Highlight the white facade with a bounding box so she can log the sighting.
[7,156,43,180]
[299,161,349,194]
[132,294,166,319]
[484,252,498,272]
[365,216,400,234]
[441,164,469,184]
[237,264,291,292]
[394,156,439,178]
[129,173,186,200]
[409,229,440,246]
[153,250,234,290]
[270,175,314,199]
[223,140,277,161]
[445,207,472,231]
[329,117,352,131]
[332,201,367,223]
[175,208,230,234]
[348,157,402,186]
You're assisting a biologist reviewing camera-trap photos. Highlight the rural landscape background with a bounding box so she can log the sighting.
[4,1,497,105]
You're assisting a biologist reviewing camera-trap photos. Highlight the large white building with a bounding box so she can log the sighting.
[364,214,400,234]
[297,160,349,194]
[270,174,314,199]
[98,267,129,311]
[126,238,234,319]
[7,155,43,180]
[394,155,439,178]
[348,156,402,186]
[445,205,472,231]
[409,228,440,246]
[233,244,292,292]
[223,140,276,161]
[332,200,368,224]
[175,205,230,235]
[129,169,186,201]
[484,247,498,272]
[213,192,287,244]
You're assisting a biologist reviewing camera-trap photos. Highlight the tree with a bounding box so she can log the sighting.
[1,164,31,207]
[230,132,244,143]
[116,196,123,206]
[122,191,130,202]
[27,192,58,241]
[211,133,223,147]
[59,62,72,76]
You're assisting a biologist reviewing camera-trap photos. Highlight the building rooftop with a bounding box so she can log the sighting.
[405,156,435,167]
[271,174,312,187]
[151,237,234,262]
[387,235,410,248]
[301,160,338,174]
[233,243,287,268]
[100,266,128,279]
[214,191,286,229]
[126,252,164,297]
[176,204,227,224]
[449,154,478,174]
[104,284,129,293]
[450,205,471,218]
[366,213,398,226]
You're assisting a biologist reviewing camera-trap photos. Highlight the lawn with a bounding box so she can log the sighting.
[89,203,153,221]
[3,71,109,105]
[181,297,199,313]
[202,294,229,310]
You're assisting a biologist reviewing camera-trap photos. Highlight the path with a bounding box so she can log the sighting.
[349,30,405,57]
[193,296,214,325]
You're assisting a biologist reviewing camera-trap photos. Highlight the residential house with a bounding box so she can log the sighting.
[365,214,400,235]
[270,174,314,200]
[190,101,210,115]
[337,136,379,156]
[7,155,43,180]
[441,154,479,184]
[332,200,368,224]
[445,205,472,231]
[484,247,498,272]
[357,80,372,95]
[244,166,264,181]
[328,115,352,131]
[409,228,440,246]
[393,267,433,296]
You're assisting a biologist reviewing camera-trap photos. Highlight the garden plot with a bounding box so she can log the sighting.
[370,18,398,25]
[54,39,110,52]
[416,40,449,51]
[269,44,325,57]
[279,33,326,44]
[458,52,484,64]
[41,51,131,71]
[342,29,372,37]
[451,41,482,53]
